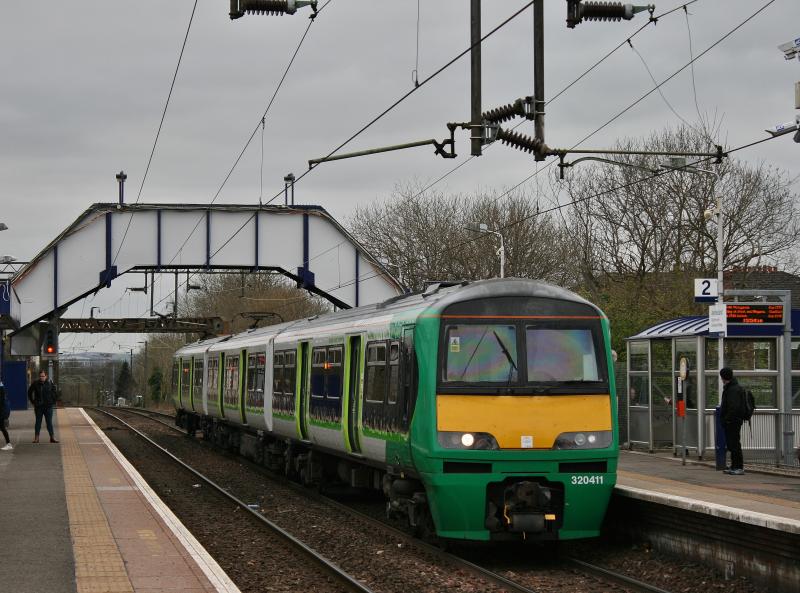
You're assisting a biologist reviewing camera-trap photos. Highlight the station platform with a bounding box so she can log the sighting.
[0,407,240,593]
[616,449,800,534]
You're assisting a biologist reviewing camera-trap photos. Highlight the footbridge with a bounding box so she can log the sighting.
[1,203,402,353]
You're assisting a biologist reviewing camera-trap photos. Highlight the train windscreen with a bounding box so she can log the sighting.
[438,296,608,394]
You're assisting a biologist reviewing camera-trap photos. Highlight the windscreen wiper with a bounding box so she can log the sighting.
[492,330,518,388]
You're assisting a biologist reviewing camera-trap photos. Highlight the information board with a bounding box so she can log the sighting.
[726,304,784,325]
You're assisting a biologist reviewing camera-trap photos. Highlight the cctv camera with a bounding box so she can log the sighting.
[765,120,799,137]
[778,37,800,60]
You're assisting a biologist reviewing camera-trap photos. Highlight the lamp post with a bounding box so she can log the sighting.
[469,223,505,278]
[660,157,723,301]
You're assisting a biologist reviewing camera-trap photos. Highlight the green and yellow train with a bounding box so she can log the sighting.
[172,278,618,541]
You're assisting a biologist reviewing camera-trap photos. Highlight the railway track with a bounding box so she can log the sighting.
[98,406,675,593]
[93,407,375,593]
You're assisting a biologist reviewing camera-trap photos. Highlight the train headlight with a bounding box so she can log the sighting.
[438,431,499,450]
[553,431,612,449]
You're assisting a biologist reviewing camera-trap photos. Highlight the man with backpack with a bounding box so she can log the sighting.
[719,367,748,475]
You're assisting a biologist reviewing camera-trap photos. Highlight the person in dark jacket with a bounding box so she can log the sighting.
[27,369,59,444]
[0,381,12,451]
[719,367,746,475]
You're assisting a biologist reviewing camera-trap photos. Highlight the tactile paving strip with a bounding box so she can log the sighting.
[60,415,135,593]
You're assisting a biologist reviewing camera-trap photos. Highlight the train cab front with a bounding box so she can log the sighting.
[413,283,618,542]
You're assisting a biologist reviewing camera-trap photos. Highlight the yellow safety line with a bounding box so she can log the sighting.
[59,410,135,593]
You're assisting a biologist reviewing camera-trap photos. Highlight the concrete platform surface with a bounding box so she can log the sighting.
[0,407,240,593]
[617,450,800,533]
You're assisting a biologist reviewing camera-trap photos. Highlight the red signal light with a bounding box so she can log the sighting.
[46,346,55,354]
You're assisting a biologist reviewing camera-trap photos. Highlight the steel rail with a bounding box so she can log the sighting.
[101,407,181,432]
[91,408,375,593]
[566,558,676,593]
[103,408,677,593]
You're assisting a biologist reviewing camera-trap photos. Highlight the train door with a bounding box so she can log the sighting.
[400,326,417,432]
[239,349,247,424]
[346,335,363,454]
[219,353,226,419]
[298,342,310,440]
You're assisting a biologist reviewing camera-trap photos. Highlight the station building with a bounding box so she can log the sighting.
[624,269,800,464]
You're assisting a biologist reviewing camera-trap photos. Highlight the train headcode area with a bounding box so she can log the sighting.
[0,406,798,593]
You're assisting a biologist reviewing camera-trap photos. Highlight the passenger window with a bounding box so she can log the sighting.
[311,347,326,399]
[326,346,344,400]
[273,352,284,395]
[284,351,296,396]
[365,342,387,403]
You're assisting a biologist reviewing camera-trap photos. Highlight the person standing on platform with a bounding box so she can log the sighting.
[0,381,12,450]
[719,367,746,475]
[27,370,59,444]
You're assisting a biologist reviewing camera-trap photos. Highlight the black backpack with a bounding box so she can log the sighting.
[743,389,756,422]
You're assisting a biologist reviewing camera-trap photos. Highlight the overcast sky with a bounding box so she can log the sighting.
[2,0,798,353]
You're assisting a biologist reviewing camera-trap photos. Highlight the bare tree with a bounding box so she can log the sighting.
[186,272,329,334]
[349,183,572,291]
[560,124,800,352]
[564,125,800,289]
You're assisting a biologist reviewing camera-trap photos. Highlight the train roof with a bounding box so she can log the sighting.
[174,278,601,356]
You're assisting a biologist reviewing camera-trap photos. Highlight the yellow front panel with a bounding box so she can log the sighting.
[436,394,612,449]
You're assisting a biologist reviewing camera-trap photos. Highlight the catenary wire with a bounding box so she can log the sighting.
[111,0,200,268]
[86,0,775,344]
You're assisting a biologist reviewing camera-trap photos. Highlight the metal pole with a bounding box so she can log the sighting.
[173,272,178,318]
[498,233,505,279]
[149,271,155,317]
[533,0,545,159]
[116,171,127,205]
[782,293,794,466]
[470,0,482,156]
[716,194,724,301]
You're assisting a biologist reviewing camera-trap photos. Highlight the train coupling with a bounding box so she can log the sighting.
[486,480,556,533]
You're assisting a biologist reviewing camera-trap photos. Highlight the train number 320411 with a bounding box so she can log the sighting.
[570,475,604,485]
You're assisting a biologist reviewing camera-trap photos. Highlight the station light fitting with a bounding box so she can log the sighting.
[566,1,655,28]
[229,0,317,20]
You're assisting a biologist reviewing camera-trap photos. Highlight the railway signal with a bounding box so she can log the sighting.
[42,323,58,358]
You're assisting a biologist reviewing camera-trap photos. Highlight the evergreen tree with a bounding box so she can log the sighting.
[115,361,134,401]
[147,367,163,403]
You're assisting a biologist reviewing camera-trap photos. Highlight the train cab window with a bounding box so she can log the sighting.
[442,324,518,384]
[365,342,388,403]
[526,327,601,383]
[207,357,219,403]
[387,342,400,404]
[247,353,265,408]
[273,352,284,395]
[223,355,240,406]
[326,346,343,400]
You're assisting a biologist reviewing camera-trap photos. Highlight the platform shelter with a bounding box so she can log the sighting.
[625,305,800,465]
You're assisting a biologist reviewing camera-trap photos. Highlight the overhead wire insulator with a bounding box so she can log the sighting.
[483,99,526,125]
[231,0,317,18]
[566,1,654,28]
[495,127,547,157]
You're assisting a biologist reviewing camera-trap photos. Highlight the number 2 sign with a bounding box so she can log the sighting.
[694,278,719,302]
